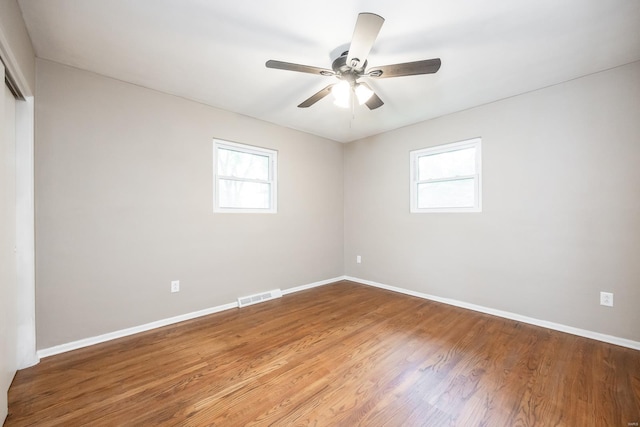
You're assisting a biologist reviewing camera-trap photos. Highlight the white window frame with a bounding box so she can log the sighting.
[213,139,278,213]
[410,138,482,213]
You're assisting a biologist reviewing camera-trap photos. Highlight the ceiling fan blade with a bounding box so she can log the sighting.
[359,82,384,110]
[368,58,441,78]
[346,13,385,71]
[266,60,334,76]
[298,84,335,108]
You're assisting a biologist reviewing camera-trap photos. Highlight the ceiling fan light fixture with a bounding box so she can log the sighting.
[266,13,440,110]
[355,83,374,105]
[331,80,351,108]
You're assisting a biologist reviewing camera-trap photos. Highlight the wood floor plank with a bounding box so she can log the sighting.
[7,281,640,426]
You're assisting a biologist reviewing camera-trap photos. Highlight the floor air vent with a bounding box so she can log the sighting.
[237,289,283,308]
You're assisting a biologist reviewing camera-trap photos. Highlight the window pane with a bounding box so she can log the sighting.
[219,179,270,209]
[418,147,475,181]
[217,148,269,181]
[418,179,475,208]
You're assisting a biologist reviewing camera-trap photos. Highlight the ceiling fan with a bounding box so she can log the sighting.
[265,12,441,110]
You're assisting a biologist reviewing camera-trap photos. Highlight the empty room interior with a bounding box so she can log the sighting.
[1,0,640,425]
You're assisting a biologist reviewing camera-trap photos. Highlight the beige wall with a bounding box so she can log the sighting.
[35,59,344,349]
[35,57,640,350]
[345,61,640,342]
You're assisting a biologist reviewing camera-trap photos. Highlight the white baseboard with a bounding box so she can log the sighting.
[37,276,345,359]
[344,276,640,351]
[282,276,346,295]
[37,302,239,358]
[40,274,635,359]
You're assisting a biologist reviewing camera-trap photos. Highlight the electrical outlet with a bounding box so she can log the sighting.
[600,291,613,307]
[356,255,362,264]
[171,280,180,293]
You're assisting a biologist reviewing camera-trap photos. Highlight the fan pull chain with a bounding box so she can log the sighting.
[351,89,356,123]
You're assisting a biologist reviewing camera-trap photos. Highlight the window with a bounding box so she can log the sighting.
[410,138,482,213]
[213,139,277,213]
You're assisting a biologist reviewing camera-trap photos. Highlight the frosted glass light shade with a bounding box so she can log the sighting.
[331,80,351,108]
[355,83,374,105]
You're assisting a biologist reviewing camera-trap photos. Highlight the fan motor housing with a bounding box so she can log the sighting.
[332,51,366,81]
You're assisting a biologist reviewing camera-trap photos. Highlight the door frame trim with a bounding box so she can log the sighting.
[0,23,38,368]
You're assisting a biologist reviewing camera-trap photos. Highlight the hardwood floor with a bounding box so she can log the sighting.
[6,281,640,426]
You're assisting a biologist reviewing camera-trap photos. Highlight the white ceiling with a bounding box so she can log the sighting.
[18,0,640,143]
